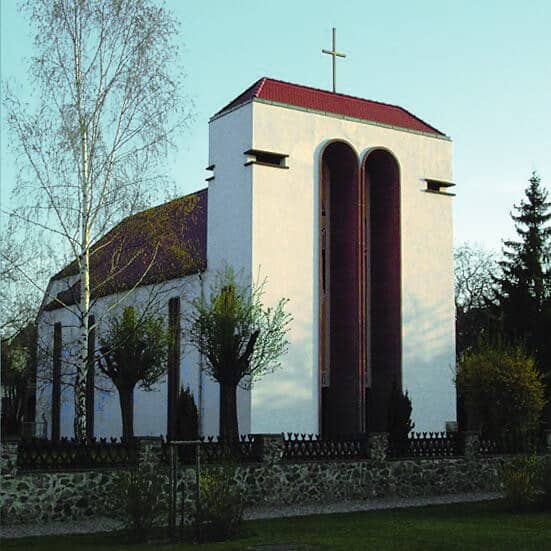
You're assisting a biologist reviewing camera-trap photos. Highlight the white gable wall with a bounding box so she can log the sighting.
[245,100,456,433]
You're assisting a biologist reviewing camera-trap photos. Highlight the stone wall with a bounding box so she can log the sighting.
[1,469,121,524]
[1,433,550,525]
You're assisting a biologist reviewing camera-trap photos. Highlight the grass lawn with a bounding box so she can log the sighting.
[2,500,551,550]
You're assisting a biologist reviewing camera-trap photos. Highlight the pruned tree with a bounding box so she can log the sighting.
[188,268,292,443]
[98,306,168,440]
[3,0,190,438]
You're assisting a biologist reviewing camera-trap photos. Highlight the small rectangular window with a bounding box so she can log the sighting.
[424,178,455,196]
[244,149,289,169]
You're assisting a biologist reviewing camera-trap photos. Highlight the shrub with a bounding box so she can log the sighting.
[456,343,545,441]
[499,455,539,511]
[195,457,243,541]
[175,386,199,441]
[114,454,167,540]
[387,382,415,455]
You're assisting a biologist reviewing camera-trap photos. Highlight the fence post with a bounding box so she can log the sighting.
[254,434,284,464]
[461,431,480,459]
[136,436,162,467]
[0,440,19,478]
[367,433,388,462]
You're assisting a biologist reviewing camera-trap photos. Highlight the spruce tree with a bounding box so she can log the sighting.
[493,172,551,422]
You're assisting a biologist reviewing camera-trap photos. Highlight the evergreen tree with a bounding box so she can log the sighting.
[174,386,199,441]
[493,172,551,423]
[387,382,415,456]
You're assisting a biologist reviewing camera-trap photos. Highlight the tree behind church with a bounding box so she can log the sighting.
[1,324,37,437]
[98,307,168,441]
[492,172,551,422]
[454,242,497,358]
[188,269,292,444]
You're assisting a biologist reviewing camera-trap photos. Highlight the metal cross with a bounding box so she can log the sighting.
[322,27,346,93]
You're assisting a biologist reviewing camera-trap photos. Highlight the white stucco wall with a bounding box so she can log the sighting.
[206,104,255,436]
[236,99,456,433]
[35,274,225,439]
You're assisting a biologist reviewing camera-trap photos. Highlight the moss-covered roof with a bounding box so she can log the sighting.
[45,189,207,311]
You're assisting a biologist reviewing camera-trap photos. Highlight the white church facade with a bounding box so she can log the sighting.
[37,77,457,440]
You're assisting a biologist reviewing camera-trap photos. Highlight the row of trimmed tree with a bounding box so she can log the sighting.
[95,268,291,442]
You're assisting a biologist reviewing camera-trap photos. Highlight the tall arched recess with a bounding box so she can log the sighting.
[362,149,402,432]
[319,141,364,438]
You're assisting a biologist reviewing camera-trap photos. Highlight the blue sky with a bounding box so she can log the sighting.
[1,0,550,252]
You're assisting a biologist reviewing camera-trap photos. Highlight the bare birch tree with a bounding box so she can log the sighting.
[3,0,190,439]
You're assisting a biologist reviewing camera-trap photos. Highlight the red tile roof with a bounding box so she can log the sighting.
[45,189,207,311]
[213,77,446,137]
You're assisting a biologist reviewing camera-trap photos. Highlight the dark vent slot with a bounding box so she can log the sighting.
[244,149,289,169]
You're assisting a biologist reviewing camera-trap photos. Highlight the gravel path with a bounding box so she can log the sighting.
[1,492,502,540]
[244,491,503,520]
[1,517,124,540]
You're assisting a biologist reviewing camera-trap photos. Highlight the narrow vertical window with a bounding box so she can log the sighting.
[86,315,96,440]
[167,297,181,440]
[319,141,361,437]
[52,322,62,441]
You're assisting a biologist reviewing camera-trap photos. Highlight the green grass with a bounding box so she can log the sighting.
[2,500,551,550]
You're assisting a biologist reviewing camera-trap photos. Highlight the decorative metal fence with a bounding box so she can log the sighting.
[282,433,369,461]
[160,434,259,464]
[389,431,459,459]
[478,431,545,456]
[17,437,137,470]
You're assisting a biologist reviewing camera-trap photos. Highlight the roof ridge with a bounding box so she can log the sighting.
[255,77,267,98]
[212,77,265,118]
[259,76,408,112]
[132,187,207,218]
[259,78,444,134]
[213,76,445,136]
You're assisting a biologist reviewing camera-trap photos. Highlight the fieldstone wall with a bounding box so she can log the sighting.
[1,433,550,525]
[0,441,19,478]
[1,469,121,524]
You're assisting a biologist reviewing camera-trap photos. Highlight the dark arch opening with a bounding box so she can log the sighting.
[319,141,363,438]
[363,149,402,432]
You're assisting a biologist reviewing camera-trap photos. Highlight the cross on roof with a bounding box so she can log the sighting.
[322,27,346,93]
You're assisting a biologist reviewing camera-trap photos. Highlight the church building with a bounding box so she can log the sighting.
[37,77,457,440]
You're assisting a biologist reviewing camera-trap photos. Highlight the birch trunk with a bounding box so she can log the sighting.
[75,238,90,440]
[74,4,90,440]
